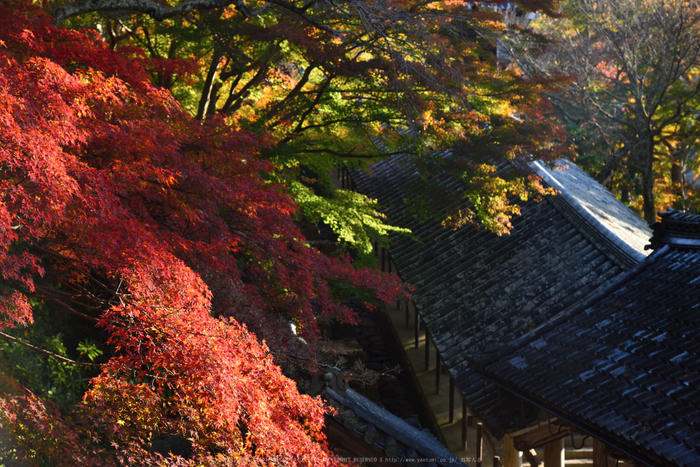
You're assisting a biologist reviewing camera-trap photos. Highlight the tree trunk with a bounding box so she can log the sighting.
[671,149,688,210]
[641,138,656,224]
[196,50,224,120]
[621,185,630,205]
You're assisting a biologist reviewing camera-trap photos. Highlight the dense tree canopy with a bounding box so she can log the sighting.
[54,0,569,233]
[505,0,700,221]
[0,0,564,463]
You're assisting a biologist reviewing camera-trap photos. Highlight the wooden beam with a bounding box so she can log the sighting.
[405,300,410,329]
[476,423,483,467]
[504,434,523,467]
[592,438,607,467]
[435,352,441,395]
[543,438,564,467]
[513,421,571,451]
[522,449,540,467]
[414,308,419,348]
[449,377,455,423]
[424,332,430,371]
[462,397,468,451]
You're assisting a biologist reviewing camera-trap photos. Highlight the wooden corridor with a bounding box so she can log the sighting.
[381,293,505,467]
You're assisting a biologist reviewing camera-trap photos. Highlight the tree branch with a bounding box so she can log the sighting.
[53,0,247,24]
[0,331,103,368]
[34,286,100,324]
[299,148,411,159]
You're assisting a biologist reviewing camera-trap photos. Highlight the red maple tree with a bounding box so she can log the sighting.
[0,1,408,464]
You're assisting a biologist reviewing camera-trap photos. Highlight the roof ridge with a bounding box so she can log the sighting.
[476,244,671,369]
[648,208,700,249]
[326,387,464,466]
[473,239,697,467]
[530,160,650,270]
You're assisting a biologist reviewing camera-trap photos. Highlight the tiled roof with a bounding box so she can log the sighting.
[311,370,464,466]
[476,209,700,467]
[350,157,652,435]
[531,160,650,267]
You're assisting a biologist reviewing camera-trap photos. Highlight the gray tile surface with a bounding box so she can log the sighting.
[479,210,700,466]
[351,157,651,438]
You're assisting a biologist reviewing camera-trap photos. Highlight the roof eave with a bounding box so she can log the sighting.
[473,364,667,467]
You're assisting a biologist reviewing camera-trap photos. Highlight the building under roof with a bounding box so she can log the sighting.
[349,157,652,444]
[475,209,700,467]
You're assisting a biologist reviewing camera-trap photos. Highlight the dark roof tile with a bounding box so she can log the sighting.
[351,158,655,456]
[673,449,700,467]
[477,211,700,467]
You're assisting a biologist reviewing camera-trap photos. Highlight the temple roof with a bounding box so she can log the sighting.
[531,160,650,267]
[476,209,700,467]
[310,370,464,466]
[350,157,652,435]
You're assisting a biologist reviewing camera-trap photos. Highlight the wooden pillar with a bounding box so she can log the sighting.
[543,438,564,467]
[387,254,392,273]
[503,435,522,467]
[449,377,455,423]
[381,247,386,271]
[592,438,607,467]
[435,352,441,394]
[476,422,483,467]
[424,332,430,371]
[462,397,468,451]
[414,308,419,348]
[405,300,410,329]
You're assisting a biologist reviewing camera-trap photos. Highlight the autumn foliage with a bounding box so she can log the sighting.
[517,0,700,222]
[0,1,407,464]
[52,0,569,236]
